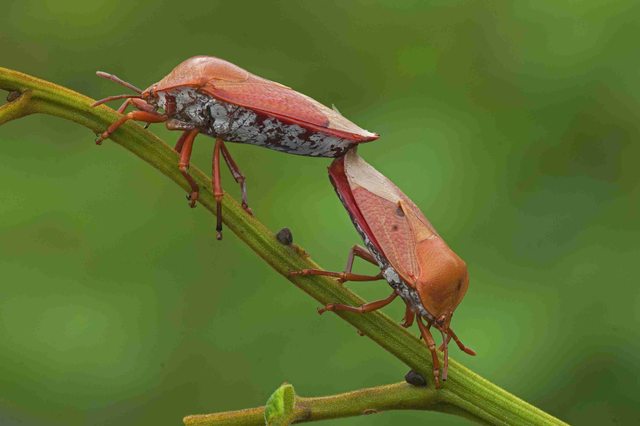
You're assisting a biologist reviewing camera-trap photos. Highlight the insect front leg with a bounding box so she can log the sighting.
[95,110,167,145]
[116,98,132,114]
[129,98,157,113]
[219,141,253,215]
[439,328,449,382]
[417,317,441,389]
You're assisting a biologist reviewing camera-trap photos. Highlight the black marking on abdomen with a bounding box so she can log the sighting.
[157,88,355,158]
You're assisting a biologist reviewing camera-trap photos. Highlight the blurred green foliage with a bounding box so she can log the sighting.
[1,1,639,425]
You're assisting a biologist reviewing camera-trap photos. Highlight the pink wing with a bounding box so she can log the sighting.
[339,151,440,285]
[203,74,378,142]
[351,187,422,283]
[155,56,378,141]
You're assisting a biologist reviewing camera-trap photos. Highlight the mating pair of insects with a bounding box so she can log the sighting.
[93,56,475,388]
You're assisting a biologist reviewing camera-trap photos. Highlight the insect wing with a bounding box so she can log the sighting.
[341,151,438,284]
[155,56,250,89]
[203,74,378,142]
[154,56,377,142]
[329,155,383,255]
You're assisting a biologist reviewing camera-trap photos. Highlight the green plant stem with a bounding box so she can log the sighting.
[0,67,567,426]
[184,382,440,426]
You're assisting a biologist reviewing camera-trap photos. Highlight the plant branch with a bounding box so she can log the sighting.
[0,67,566,426]
[184,382,442,426]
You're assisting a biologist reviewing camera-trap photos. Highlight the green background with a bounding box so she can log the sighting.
[1,1,638,425]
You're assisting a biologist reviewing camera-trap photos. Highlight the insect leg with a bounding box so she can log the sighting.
[219,141,253,215]
[94,96,156,127]
[290,268,383,283]
[212,138,224,240]
[401,304,415,328]
[177,129,200,208]
[439,328,449,381]
[173,130,192,154]
[318,291,397,315]
[290,245,383,283]
[439,326,476,356]
[343,244,377,272]
[417,316,441,389]
[116,98,132,114]
[95,110,167,145]
[338,245,380,283]
[129,98,156,113]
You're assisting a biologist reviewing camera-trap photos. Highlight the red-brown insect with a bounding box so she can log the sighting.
[291,150,475,388]
[92,56,378,239]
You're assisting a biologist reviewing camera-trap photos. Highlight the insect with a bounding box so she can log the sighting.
[92,56,378,239]
[291,150,475,388]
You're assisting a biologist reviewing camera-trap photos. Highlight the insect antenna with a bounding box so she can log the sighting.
[445,326,476,356]
[91,94,142,107]
[96,71,143,94]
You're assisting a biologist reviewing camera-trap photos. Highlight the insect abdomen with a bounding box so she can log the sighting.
[164,88,355,157]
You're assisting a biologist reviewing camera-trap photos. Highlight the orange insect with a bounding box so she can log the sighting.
[92,56,377,239]
[292,150,475,387]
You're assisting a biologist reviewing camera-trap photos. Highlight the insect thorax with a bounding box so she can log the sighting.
[156,88,354,158]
